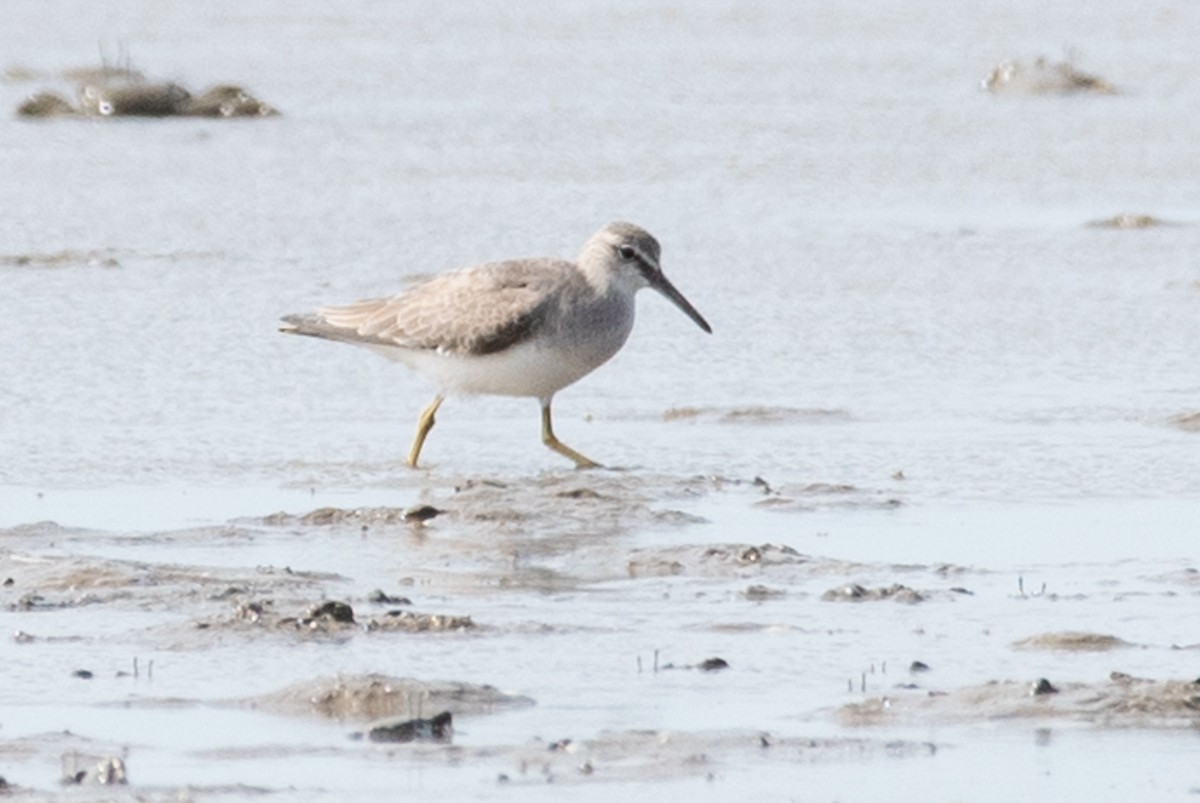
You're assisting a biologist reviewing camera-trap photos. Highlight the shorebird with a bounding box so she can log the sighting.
[280,221,712,469]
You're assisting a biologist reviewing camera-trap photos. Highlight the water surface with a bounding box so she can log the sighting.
[2,1,1198,799]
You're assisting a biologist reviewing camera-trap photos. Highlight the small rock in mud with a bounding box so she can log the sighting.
[821,583,926,604]
[277,600,358,632]
[1031,678,1060,696]
[1012,631,1131,652]
[72,669,94,680]
[981,56,1116,94]
[909,661,931,673]
[361,710,453,744]
[367,589,412,606]
[698,657,730,672]
[403,504,442,523]
[308,600,355,624]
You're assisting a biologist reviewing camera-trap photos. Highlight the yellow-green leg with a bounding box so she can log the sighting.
[407,394,444,468]
[540,399,602,469]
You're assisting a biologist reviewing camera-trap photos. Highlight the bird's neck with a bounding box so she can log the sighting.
[576,244,620,295]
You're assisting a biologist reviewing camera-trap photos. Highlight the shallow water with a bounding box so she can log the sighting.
[2,1,1199,800]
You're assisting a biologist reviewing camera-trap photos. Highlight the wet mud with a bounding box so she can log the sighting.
[839,674,1200,729]
[244,674,534,722]
[1011,631,1134,652]
[3,480,1198,798]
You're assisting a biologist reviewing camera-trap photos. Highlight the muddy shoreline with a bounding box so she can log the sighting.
[3,474,1197,798]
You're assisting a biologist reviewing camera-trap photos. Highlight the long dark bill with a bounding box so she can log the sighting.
[649,272,712,334]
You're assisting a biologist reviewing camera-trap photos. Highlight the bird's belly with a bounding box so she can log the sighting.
[373,335,625,399]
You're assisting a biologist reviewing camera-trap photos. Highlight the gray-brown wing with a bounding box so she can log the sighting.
[282,258,577,356]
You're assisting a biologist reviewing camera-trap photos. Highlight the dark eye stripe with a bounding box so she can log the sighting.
[615,242,659,280]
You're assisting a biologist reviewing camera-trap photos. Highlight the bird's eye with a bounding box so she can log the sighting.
[617,245,637,261]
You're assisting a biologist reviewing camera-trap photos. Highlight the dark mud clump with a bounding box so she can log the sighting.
[367,589,413,606]
[1031,678,1059,696]
[660,657,730,672]
[360,711,454,744]
[78,82,192,116]
[302,600,356,625]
